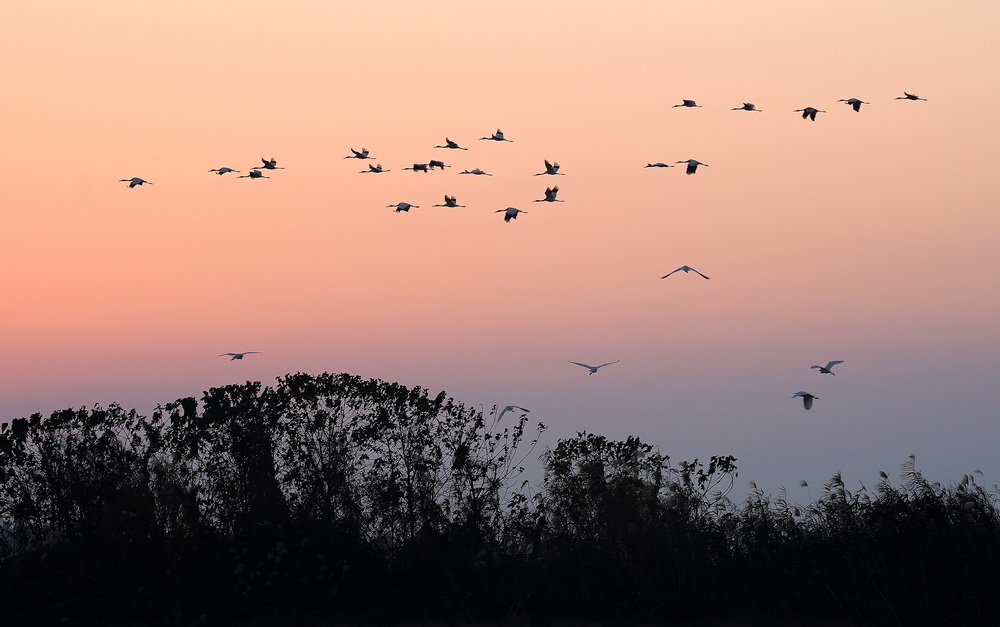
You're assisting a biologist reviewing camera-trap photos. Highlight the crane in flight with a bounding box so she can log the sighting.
[402,163,430,173]
[673,99,701,108]
[661,266,710,280]
[360,163,388,173]
[344,148,374,159]
[837,98,868,112]
[645,162,674,168]
[569,360,620,375]
[534,186,563,202]
[480,129,512,142]
[434,195,465,207]
[794,107,826,121]
[434,137,468,150]
[732,102,762,112]
[676,159,707,174]
[388,202,418,212]
[811,360,844,375]
[534,160,564,176]
[460,168,492,176]
[496,207,526,222]
[896,92,926,101]
[254,158,284,170]
[209,167,240,175]
[238,170,268,179]
[120,177,151,188]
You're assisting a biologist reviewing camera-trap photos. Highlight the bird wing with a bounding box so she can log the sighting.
[569,361,594,369]
[803,396,814,410]
[826,360,844,369]
[594,360,620,369]
[661,267,683,278]
[690,268,710,279]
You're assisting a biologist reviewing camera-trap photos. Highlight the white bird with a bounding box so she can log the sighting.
[434,137,468,150]
[218,352,261,360]
[434,195,465,207]
[209,167,240,175]
[732,102,762,112]
[403,163,430,173]
[673,99,701,108]
[387,202,418,212]
[792,391,818,410]
[344,147,374,159]
[460,168,492,176]
[645,162,674,168]
[120,177,151,188]
[480,129,512,142]
[837,98,868,112]
[360,163,388,173]
[534,160,563,176]
[661,265,710,280]
[496,207,526,222]
[497,405,530,421]
[676,159,707,174]
[896,92,926,101]
[238,170,268,179]
[569,360,620,375]
[534,186,563,202]
[428,160,450,170]
[254,158,284,170]
[794,107,826,121]
[811,360,844,375]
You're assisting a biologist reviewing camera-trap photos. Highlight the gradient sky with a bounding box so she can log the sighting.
[3,1,999,500]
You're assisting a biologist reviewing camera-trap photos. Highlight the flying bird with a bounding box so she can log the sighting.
[254,158,283,170]
[387,202,418,212]
[645,162,674,168]
[732,102,762,111]
[811,360,844,375]
[433,195,465,207]
[534,160,563,175]
[403,163,429,172]
[480,129,512,142]
[569,360,620,375]
[360,163,388,173]
[534,186,563,202]
[434,137,468,150]
[673,99,701,108]
[661,266,710,280]
[120,177,151,188]
[460,168,492,176]
[428,160,450,170]
[896,92,926,101]
[218,352,261,360]
[837,98,869,112]
[794,107,826,121]
[496,207,526,222]
[497,405,530,421]
[209,167,240,175]
[792,391,818,410]
[238,170,268,179]
[344,148,374,159]
[676,159,707,174]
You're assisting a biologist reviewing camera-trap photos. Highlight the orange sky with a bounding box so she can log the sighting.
[3,1,999,496]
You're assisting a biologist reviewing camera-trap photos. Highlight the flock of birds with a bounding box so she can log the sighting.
[122,93,926,414]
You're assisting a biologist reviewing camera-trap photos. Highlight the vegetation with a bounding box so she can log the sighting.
[1,372,998,625]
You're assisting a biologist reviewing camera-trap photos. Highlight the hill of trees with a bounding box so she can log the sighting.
[1,372,998,625]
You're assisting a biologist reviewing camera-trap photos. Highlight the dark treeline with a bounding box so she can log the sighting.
[1,372,998,625]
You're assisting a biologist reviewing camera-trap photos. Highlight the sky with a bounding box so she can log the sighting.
[3,1,999,501]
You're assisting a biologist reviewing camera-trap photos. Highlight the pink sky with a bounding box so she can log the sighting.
[3,1,999,497]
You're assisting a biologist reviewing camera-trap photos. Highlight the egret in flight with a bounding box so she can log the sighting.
[535,160,563,176]
[238,170,268,179]
[732,103,762,112]
[837,98,868,112]
[673,99,701,108]
[434,195,465,207]
[209,167,240,175]
[792,391,818,410]
[896,92,926,101]
[534,186,563,202]
[496,207,526,222]
[435,137,468,150]
[360,163,388,173]
[569,360,620,375]
[661,266,710,280]
[480,129,512,142]
[794,107,826,121]
[254,158,283,170]
[388,202,418,212]
[344,148,374,159]
[676,159,707,174]
[812,360,844,375]
[218,352,261,360]
[120,177,151,188]
[498,405,530,421]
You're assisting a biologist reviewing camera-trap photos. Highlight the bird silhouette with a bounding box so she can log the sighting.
[460,168,492,176]
[360,163,388,173]
[344,148,374,159]
[218,352,261,360]
[661,266,710,280]
[837,98,869,112]
[428,160,450,170]
[534,160,563,175]
[253,158,283,170]
[673,99,701,108]
[209,167,240,175]
[402,163,429,173]
[498,405,530,421]
[792,391,818,410]
[569,360,620,375]
[238,170,268,179]
[534,186,563,202]
[496,207,526,222]
[645,162,675,168]
[676,159,707,174]
[120,177,151,188]
[811,360,844,375]
[794,107,826,121]
[433,195,465,207]
[434,137,468,150]
[896,92,926,101]
[480,129,512,141]
[732,102,762,111]
[387,202,418,212]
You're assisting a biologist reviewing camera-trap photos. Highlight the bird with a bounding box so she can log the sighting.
[402,163,429,173]
[676,159,707,174]
[460,168,492,176]
[387,202,418,212]
[238,170,268,179]
[360,163,388,173]
[732,102,762,112]
[218,352,261,360]
[896,92,926,101]
[645,162,674,168]
[497,405,530,421]
[496,207,526,222]
[534,160,563,175]
[534,186,563,202]
[344,148,374,159]
[433,195,465,207]
[794,107,826,121]
[434,137,468,150]
[792,391,818,410]
[120,177,151,188]
[569,360,620,375]
[254,158,283,170]
[811,360,844,375]
[661,265,710,280]
[837,98,868,112]
[673,99,701,108]
[480,129,512,141]
[428,160,450,170]
[209,167,240,175]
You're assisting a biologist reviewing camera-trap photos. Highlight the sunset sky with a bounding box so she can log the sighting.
[3,1,999,499]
